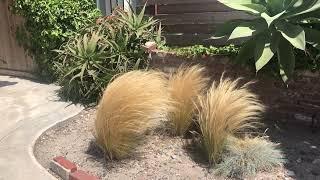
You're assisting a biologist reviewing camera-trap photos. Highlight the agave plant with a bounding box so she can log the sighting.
[54,29,114,102]
[117,4,158,38]
[214,0,320,82]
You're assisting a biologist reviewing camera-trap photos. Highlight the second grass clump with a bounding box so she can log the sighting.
[168,65,209,136]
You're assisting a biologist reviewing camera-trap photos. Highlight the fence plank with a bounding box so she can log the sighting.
[118,0,124,8]
[157,11,252,25]
[111,0,118,9]
[158,3,231,14]
[139,0,218,5]
[136,0,252,45]
[164,24,218,34]
[165,33,227,46]
[105,0,112,15]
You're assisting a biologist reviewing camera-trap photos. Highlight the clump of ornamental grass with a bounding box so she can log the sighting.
[196,76,265,164]
[168,65,209,136]
[95,70,171,160]
[215,136,286,178]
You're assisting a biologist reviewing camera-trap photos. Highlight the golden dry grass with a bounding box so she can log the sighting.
[95,70,171,159]
[196,76,265,164]
[168,65,209,136]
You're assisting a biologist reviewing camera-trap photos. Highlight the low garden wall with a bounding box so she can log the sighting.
[150,51,320,127]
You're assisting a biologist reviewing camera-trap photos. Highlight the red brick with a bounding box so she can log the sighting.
[50,160,71,180]
[70,170,100,180]
[53,156,77,172]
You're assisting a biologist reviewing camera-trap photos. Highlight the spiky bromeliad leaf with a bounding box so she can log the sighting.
[254,34,275,72]
[212,20,247,39]
[265,0,288,14]
[228,19,267,40]
[277,37,295,82]
[261,11,286,26]
[304,27,320,49]
[286,0,320,17]
[236,37,257,64]
[276,21,306,50]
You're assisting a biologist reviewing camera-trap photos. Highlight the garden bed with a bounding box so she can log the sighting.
[34,53,320,180]
[34,107,320,180]
[35,109,291,180]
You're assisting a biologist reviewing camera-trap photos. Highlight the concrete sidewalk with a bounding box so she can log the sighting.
[0,76,83,180]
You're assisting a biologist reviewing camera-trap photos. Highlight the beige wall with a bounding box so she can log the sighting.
[0,0,36,78]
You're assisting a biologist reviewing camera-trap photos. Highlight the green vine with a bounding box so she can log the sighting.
[162,44,239,58]
[11,0,101,81]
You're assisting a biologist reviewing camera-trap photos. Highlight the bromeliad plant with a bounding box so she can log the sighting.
[214,0,320,82]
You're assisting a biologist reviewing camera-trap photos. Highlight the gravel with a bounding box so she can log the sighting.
[34,109,292,180]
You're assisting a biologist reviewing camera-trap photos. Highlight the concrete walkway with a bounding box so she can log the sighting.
[0,76,83,180]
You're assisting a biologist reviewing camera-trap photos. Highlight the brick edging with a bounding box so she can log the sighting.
[50,156,100,180]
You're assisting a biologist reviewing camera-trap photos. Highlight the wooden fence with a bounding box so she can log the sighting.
[0,0,250,78]
[138,0,252,46]
[0,0,35,78]
[97,0,136,15]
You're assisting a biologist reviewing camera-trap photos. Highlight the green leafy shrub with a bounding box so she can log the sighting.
[12,0,101,79]
[55,7,163,103]
[215,0,320,82]
[215,136,285,178]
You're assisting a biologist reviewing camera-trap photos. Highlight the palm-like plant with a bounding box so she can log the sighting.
[214,0,320,82]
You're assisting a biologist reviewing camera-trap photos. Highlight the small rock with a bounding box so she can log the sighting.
[296,157,302,163]
[287,170,295,177]
[170,155,176,159]
[313,159,320,165]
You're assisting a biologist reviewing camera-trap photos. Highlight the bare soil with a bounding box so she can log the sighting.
[34,108,320,180]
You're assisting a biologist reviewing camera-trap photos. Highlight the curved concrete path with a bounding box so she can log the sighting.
[0,76,83,180]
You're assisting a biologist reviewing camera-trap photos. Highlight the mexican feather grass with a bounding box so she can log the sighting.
[168,65,209,136]
[196,76,265,164]
[95,70,171,160]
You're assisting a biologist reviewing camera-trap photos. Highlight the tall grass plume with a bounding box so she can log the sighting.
[168,65,209,136]
[95,70,170,159]
[196,76,265,164]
